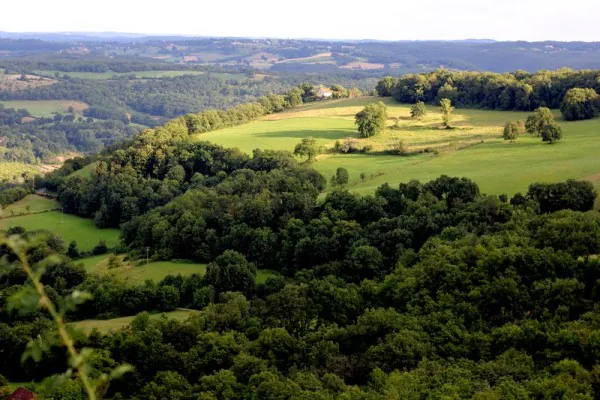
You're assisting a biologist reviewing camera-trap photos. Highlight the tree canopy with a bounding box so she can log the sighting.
[355,102,388,138]
[560,87,600,121]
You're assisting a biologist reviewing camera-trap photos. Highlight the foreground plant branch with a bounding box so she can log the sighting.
[3,235,129,399]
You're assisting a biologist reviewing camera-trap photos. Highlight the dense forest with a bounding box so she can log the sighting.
[377,69,600,120]
[0,116,141,163]
[3,141,600,397]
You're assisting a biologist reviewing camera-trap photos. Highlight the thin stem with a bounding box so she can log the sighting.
[12,245,97,400]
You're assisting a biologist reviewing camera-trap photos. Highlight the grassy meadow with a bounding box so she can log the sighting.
[0,162,40,182]
[69,161,98,178]
[71,310,198,334]
[0,211,120,251]
[79,254,276,285]
[199,97,600,199]
[1,100,89,116]
[80,255,207,284]
[1,194,60,216]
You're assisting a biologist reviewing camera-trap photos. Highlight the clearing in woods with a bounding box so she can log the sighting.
[1,194,60,216]
[68,161,99,178]
[71,310,199,334]
[0,162,41,182]
[79,254,277,285]
[0,100,89,117]
[0,211,120,251]
[199,97,600,199]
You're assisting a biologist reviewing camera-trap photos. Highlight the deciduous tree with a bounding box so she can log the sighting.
[560,88,600,121]
[439,98,453,129]
[410,101,427,120]
[293,137,322,162]
[355,102,388,138]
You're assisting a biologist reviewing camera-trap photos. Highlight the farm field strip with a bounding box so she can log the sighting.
[1,100,89,116]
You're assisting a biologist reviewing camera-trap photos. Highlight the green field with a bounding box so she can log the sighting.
[71,310,198,334]
[1,194,60,216]
[197,117,354,153]
[200,97,600,199]
[69,161,98,178]
[0,100,89,116]
[80,255,207,284]
[0,211,120,251]
[80,254,276,285]
[0,162,40,182]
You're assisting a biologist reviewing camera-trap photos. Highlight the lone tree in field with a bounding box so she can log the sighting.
[331,167,349,187]
[439,98,453,129]
[503,121,525,141]
[525,107,555,136]
[355,102,388,138]
[410,101,427,120]
[560,88,600,121]
[294,137,322,162]
[541,123,563,144]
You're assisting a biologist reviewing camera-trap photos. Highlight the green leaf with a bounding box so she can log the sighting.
[7,286,41,315]
[21,331,59,363]
[109,364,133,380]
[60,290,93,314]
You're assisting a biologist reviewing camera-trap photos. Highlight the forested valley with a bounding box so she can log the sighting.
[2,34,600,400]
[3,104,600,398]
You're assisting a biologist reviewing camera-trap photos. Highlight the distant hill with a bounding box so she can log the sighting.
[0,34,599,72]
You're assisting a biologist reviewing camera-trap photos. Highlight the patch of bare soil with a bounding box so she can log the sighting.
[0,74,56,91]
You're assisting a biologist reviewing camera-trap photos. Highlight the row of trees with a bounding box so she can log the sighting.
[503,107,565,143]
[376,69,600,120]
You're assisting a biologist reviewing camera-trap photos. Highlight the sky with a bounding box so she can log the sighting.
[1,0,599,42]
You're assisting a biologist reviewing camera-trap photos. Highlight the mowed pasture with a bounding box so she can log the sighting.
[68,161,99,178]
[199,97,600,200]
[1,194,60,216]
[1,100,89,116]
[71,310,198,334]
[79,254,277,285]
[0,211,120,251]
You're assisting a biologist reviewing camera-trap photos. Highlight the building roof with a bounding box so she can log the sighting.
[316,87,333,95]
[10,387,37,400]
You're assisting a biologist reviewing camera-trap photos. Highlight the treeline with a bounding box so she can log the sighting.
[48,118,324,230]
[0,56,213,73]
[377,69,600,120]
[0,74,310,121]
[0,103,29,126]
[183,83,327,134]
[4,174,600,398]
[0,184,30,206]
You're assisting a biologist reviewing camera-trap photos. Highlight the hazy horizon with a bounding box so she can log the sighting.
[2,0,599,42]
